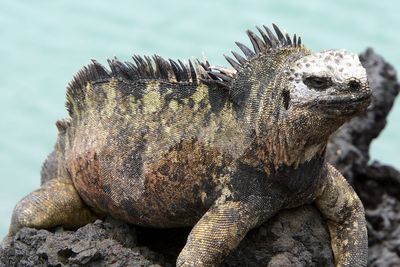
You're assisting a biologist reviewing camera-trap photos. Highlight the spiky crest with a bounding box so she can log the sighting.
[204,23,303,88]
[66,56,210,115]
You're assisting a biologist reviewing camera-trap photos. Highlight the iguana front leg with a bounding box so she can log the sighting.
[177,198,269,267]
[8,177,98,236]
[315,163,367,267]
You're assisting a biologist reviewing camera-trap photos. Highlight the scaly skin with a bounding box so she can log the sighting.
[315,164,368,267]
[9,177,97,236]
[7,24,369,266]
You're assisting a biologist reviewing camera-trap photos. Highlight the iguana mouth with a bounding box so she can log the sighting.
[317,92,371,106]
[312,92,372,116]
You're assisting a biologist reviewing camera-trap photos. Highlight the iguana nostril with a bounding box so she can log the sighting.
[348,80,361,90]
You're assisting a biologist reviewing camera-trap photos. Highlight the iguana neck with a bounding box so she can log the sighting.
[229,48,311,126]
[243,110,346,171]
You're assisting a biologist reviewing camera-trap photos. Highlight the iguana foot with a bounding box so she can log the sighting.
[315,164,368,267]
[9,177,98,236]
[177,199,269,267]
[1,234,13,250]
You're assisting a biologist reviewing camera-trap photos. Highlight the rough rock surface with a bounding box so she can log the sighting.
[1,48,399,266]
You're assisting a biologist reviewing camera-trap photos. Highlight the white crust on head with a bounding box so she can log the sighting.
[292,49,366,83]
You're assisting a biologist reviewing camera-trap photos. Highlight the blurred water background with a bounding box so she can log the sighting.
[0,0,399,238]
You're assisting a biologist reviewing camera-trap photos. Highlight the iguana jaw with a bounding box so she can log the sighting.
[310,91,372,117]
[317,92,371,105]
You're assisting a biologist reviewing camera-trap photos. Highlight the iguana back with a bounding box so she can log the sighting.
[62,57,250,227]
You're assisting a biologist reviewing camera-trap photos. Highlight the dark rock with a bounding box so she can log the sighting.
[1,218,165,267]
[1,48,399,266]
[223,206,333,267]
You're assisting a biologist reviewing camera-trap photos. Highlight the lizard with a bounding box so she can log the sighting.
[6,24,370,266]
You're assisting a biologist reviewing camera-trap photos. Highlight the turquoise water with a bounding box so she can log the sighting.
[0,0,399,239]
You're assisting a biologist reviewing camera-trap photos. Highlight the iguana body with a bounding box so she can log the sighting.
[8,24,370,266]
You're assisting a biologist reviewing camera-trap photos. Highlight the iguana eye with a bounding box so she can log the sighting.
[303,76,332,90]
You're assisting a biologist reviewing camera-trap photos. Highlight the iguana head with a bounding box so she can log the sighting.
[207,24,371,139]
[288,49,370,118]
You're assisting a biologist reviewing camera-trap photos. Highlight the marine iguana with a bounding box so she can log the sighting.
[7,24,370,266]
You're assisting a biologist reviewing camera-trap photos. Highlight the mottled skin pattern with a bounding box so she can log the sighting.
[7,25,370,266]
